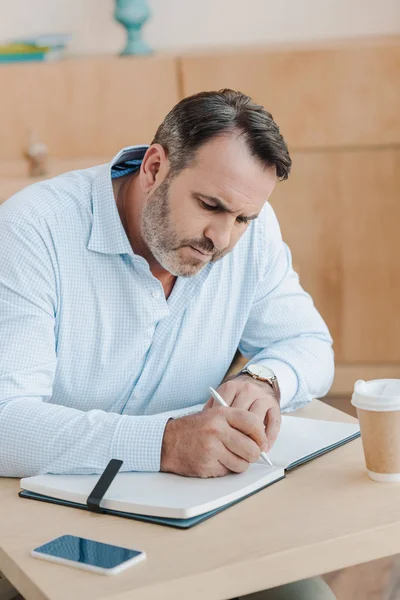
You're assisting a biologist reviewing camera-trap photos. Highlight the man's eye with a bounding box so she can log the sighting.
[200,200,249,224]
[201,201,218,211]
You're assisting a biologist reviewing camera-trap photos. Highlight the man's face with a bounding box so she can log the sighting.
[141,135,277,277]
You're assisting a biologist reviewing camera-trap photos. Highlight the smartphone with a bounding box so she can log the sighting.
[31,534,146,575]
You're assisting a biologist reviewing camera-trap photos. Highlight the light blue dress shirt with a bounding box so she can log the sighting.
[0,146,334,477]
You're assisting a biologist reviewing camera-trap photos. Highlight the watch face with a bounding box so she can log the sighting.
[248,364,275,379]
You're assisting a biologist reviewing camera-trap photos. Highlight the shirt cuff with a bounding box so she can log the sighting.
[111,413,172,472]
[157,404,204,419]
[246,359,299,410]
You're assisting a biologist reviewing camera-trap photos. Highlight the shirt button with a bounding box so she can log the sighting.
[152,290,160,299]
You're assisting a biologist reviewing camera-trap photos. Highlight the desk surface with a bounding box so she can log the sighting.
[1,401,399,600]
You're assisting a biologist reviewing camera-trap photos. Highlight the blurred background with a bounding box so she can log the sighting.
[1,1,399,395]
[1,0,400,53]
[0,3,399,594]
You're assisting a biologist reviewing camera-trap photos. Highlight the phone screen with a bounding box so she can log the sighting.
[33,535,143,569]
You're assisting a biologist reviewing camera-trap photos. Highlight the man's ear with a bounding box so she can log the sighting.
[139,144,169,193]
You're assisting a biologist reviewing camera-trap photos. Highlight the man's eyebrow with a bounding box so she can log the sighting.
[193,193,259,221]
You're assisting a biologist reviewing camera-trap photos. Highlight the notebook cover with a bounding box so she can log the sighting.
[19,475,285,529]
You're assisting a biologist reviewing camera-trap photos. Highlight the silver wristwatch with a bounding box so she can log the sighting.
[240,364,281,404]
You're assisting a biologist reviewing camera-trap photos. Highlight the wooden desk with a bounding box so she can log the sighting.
[0,401,398,600]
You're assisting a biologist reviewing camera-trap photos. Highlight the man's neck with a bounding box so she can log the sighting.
[112,174,177,297]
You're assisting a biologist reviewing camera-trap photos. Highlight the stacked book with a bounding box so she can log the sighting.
[0,33,71,63]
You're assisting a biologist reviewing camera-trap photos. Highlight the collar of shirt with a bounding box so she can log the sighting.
[87,145,148,256]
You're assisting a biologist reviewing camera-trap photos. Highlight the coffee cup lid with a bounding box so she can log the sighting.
[351,379,400,411]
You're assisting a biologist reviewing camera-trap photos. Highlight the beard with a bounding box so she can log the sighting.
[140,178,224,277]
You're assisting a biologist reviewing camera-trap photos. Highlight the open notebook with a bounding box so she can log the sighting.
[19,415,360,529]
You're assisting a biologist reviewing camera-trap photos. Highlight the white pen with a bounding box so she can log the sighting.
[209,386,274,467]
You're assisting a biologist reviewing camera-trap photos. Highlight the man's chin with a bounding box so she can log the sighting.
[152,252,205,278]
[167,248,213,277]
[169,261,207,277]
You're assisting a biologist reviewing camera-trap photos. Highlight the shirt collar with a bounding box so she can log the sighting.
[87,145,148,255]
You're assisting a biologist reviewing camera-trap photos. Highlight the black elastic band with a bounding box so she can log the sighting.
[86,459,123,513]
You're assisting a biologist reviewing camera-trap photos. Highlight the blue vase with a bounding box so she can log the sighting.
[114,0,152,56]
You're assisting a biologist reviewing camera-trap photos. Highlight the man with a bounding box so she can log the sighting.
[0,90,334,599]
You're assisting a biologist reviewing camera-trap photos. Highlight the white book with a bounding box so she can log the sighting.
[20,416,359,526]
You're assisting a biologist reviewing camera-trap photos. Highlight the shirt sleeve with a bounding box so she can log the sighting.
[0,219,170,477]
[238,203,334,411]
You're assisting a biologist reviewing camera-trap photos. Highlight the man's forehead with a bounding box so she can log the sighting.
[188,137,276,209]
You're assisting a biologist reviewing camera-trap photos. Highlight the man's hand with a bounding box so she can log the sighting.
[160,406,267,478]
[203,375,281,451]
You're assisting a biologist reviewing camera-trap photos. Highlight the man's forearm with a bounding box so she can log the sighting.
[0,397,171,477]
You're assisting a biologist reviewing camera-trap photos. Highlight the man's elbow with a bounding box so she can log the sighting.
[315,342,335,399]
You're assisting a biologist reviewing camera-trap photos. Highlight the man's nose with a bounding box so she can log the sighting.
[204,218,233,252]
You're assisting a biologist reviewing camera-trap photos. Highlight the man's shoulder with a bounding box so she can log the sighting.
[0,164,105,231]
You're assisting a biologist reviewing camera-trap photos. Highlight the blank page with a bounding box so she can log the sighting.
[268,416,360,469]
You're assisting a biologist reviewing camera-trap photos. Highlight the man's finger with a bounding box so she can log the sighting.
[230,388,253,411]
[222,427,261,464]
[202,397,214,410]
[216,382,238,407]
[248,397,269,422]
[218,445,251,474]
[264,405,281,450]
[226,408,267,448]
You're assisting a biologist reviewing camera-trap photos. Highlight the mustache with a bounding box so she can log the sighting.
[181,239,216,254]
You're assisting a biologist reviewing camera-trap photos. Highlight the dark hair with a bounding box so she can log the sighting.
[152,89,291,180]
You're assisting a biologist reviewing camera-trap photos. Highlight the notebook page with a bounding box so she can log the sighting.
[268,416,360,469]
[21,462,283,519]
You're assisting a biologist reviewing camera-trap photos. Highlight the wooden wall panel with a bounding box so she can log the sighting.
[0,55,180,160]
[179,39,400,149]
[270,148,400,363]
[270,152,344,357]
[340,149,400,362]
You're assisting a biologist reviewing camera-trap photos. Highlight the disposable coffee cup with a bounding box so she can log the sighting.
[352,379,400,482]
